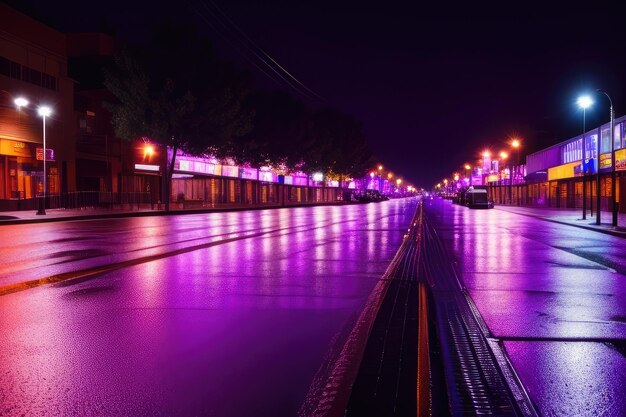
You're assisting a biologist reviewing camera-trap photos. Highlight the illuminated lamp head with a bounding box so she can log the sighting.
[577,95,593,109]
[37,106,52,117]
[14,97,29,108]
[144,144,155,158]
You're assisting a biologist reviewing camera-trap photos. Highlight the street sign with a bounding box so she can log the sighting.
[36,148,55,161]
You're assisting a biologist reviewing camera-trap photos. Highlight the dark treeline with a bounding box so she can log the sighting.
[103,22,373,209]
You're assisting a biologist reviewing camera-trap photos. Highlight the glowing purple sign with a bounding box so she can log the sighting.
[260,171,277,182]
[240,167,258,180]
[222,165,239,178]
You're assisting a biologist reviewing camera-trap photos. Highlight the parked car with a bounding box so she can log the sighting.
[356,189,388,203]
[465,186,494,209]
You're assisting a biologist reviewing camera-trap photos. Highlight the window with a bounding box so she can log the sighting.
[586,134,598,159]
[615,122,622,150]
[601,127,610,154]
[42,73,57,90]
[9,61,21,79]
[22,67,42,86]
[0,55,57,91]
[562,138,582,164]
[0,56,9,77]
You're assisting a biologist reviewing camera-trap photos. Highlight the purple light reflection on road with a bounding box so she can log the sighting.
[0,198,417,416]
[428,198,626,416]
[505,341,626,417]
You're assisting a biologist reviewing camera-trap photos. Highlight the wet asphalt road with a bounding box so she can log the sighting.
[0,200,417,417]
[3,197,626,417]
[424,197,626,417]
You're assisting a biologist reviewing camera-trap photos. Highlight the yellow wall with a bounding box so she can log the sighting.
[548,161,580,181]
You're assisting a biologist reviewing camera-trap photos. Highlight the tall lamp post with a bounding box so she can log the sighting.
[577,96,593,220]
[511,139,521,205]
[36,106,52,215]
[597,89,617,227]
[499,151,508,204]
[15,97,52,215]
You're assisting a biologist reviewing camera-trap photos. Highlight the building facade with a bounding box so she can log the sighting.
[0,3,75,209]
[522,115,626,212]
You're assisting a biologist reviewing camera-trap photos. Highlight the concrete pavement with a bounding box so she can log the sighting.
[496,205,626,238]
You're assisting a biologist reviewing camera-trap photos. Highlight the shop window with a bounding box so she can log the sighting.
[601,127,610,154]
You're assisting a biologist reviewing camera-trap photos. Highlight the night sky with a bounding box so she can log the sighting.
[11,0,626,187]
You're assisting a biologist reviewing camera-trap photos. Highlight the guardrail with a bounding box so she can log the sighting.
[0,192,154,211]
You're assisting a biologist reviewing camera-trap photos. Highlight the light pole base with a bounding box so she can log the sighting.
[36,198,46,215]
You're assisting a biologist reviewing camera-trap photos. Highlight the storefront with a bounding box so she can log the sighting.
[0,138,57,200]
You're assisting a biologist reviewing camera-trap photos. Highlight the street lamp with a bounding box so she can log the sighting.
[499,151,508,204]
[14,97,52,215]
[37,105,52,215]
[577,95,593,220]
[597,89,617,226]
[14,97,29,108]
[510,139,521,205]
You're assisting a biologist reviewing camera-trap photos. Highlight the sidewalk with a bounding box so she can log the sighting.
[0,207,162,224]
[495,205,626,238]
[0,201,353,225]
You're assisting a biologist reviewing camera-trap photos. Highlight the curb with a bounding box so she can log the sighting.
[0,201,363,226]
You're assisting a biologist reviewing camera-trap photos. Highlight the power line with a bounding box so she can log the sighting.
[204,0,324,102]
[188,0,325,104]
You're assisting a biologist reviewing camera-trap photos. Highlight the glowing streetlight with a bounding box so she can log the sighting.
[14,97,29,108]
[144,144,155,158]
[454,174,459,182]
[509,138,522,205]
[577,96,593,220]
[378,165,383,171]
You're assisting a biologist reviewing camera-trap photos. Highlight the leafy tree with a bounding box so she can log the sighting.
[103,23,253,210]
[302,108,373,182]
[228,90,309,169]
